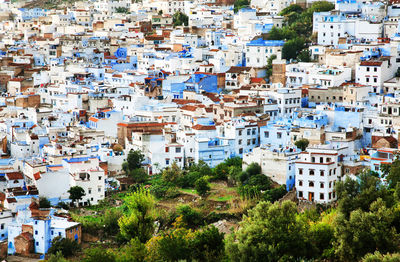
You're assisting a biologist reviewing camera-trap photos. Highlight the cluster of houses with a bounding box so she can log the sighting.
[0,0,398,257]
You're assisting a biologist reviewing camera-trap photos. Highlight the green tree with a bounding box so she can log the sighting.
[118,238,147,262]
[118,188,156,243]
[245,162,262,177]
[39,197,51,208]
[226,201,309,261]
[46,251,68,262]
[103,208,123,237]
[265,54,277,80]
[387,159,400,188]
[195,177,211,197]
[334,199,400,261]
[122,150,145,173]
[82,247,116,262]
[263,185,287,202]
[295,138,310,151]
[279,4,303,16]
[115,7,129,13]
[282,37,305,60]
[192,226,225,262]
[224,156,242,167]
[162,162,182,183]
[309,222,335,259]
[172,11,188,27]
[362,251,400,262]
[297,49,312,62]
[68,186,85,206]
[336,173,393,219]
[146,227,193,261]
[234,0,250,13]
[176,205,203,228]
[130,168,149,183]
[213,162,229,180]
[48,236,81,258]
[176,171,202,188]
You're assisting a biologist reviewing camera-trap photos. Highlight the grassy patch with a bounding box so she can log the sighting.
[209,195,234,202]
[180,188,197,195]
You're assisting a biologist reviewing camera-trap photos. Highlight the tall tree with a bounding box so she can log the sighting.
[68,186,85,206]
[226,201,308,261]
[334,199,400,261]
[118,188,156,243]
[122,149,145,173]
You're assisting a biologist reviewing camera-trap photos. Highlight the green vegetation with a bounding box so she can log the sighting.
[195,177,211,196]
[234,0,250,13]
[172,12,189,27]
[68,186,85,206]
[295,138,310,151]
[118,188,157,243]
[268,1,335,61]
[39,197,51,208]
[48,236,81,258]
[63,149,400,261]
[115,7,129,13]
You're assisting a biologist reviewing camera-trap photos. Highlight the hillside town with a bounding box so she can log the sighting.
[0,0,399,260]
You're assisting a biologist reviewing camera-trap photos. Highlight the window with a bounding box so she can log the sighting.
[98,187,101,192]
[239,148,243,154]
[0,224,4,230]
[320,157,323,163]
[247,129,250,135]
[277,132,282,139]
[175,147,181,153]
[309,181,314,187]
[309,170,315,176]
[320,170,324,176]
[35,230,38,235]
[264,131,269,138]
[320,193,324,200]
[166,159,170,165]
[320,182,324,188]
[165,147,169,153]
[238,139,242,145]
[88,189,91,194]
[98,176,102,181]
[36,242,39,246]
[299,180,303,186]
[311,157,315,163]
[298,191,303,198]
[299,168,303,175]
[238,130,242,136]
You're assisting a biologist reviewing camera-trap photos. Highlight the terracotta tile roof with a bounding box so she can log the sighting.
[6,172,23,180]
[33,172,41,180]
[360,61,382,66]
[6,198,16,203]
[19,232,33,241]
[226,66,251,73]
[89,117,99,123]
[181,105,198,111]
[172,99,200,105]
[192,124,216,130]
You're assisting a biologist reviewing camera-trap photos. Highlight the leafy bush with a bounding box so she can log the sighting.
[176,205,203,228]
[48,236,81,258]
[195,177,211,197]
